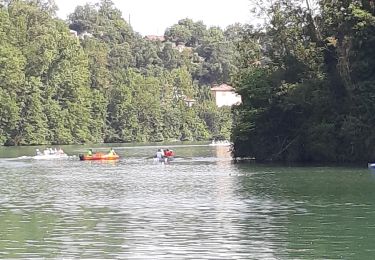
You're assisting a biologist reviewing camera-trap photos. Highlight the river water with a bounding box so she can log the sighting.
[0,143,374,259]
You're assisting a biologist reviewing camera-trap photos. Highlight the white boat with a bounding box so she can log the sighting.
[33,153,69,160]
[33,148,69,160]
[368,163,375,169]
[209,140,232,146]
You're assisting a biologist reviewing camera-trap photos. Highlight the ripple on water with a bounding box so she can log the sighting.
[0,149,374,259]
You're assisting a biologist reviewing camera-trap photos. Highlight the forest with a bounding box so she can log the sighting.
[0,0,237,145]
[232,0,375,163]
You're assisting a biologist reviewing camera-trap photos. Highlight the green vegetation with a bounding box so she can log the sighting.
[232,0,375,163]
[0,0,237,145]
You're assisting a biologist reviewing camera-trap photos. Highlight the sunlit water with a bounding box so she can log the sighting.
[0,144,374,259]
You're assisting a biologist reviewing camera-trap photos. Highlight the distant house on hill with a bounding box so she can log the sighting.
[183,96,196,107]
[145,35,165,42]
[69,30,93,39]
[79,31,93,39]
[210,84,242,107]
[69,30,78,37]
[174,44,193,53]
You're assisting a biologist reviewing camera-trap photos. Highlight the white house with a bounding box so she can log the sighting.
[69,30,78,37]
[183,97,196,107]
[210,84,242,107]
[79,31,93,39]
[69,30,93,39]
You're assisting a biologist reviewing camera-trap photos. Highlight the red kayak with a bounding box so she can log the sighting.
[79,153,119,161]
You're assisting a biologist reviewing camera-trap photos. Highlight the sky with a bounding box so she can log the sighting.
[55,0,253,36]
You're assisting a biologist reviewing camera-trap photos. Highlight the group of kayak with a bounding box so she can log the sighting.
[154,148,175,163]
[33,147,175,162]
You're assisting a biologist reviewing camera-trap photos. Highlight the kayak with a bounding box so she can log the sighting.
[165,156,174,161]
[79,153,119,161]
[153,156,174,163]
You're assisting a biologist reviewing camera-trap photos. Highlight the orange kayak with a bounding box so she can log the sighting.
[79,153,119,161]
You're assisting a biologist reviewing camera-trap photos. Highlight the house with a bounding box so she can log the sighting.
[69,30,78,37]
[174,44,193,53]
[183,97,196,107]
[79,31,93,39]
[69,30,93,39]
[210,84,242,107]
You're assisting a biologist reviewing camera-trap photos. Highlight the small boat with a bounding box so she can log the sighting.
[153,156,174,163]
[33,148,68,160]
[209,140,232,146]
[368,163,375,169]
[79,153,119,161]
[33,153,69,160]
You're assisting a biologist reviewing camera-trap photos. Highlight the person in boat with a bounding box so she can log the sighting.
[164,149,173,157]
[156,149,164,159]
[36,149,42,156]
[108,148,116,156]
[88,149,93,156]
[57,148,64,155]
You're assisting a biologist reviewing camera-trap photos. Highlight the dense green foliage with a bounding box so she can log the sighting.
[232,0,375,163]
[0,0,237,145]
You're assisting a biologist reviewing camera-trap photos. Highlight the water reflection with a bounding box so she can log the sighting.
[236,165,375,259]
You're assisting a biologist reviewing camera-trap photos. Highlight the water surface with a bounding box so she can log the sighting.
[0,144,373,259]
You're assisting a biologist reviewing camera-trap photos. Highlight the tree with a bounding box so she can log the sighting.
[0,0,237,146]
[16,78,49,145]
[231,0,375,163]
[0,89,19,145]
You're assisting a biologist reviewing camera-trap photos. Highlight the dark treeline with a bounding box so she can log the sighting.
[0,0,239,145]
[232,0,375,163]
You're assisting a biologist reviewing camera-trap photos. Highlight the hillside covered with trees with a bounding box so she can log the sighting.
[232,0,375,163]
[0,0,239,145]
[2,0,373,164]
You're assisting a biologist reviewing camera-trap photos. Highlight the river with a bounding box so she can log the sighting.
[0,143,374,259]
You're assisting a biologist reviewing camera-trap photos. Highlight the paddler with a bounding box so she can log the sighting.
[108,148,116,156]
[156,149,164,159]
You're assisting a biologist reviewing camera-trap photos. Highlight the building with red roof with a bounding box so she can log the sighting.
[210,84,242,107]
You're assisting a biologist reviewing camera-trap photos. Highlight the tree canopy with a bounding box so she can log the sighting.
[0,0,238,145]
[231,0,375,163]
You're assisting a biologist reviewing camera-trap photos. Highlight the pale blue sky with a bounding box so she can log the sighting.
[56,0,253,35]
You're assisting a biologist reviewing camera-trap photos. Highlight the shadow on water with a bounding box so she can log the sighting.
[232,162,375,259]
